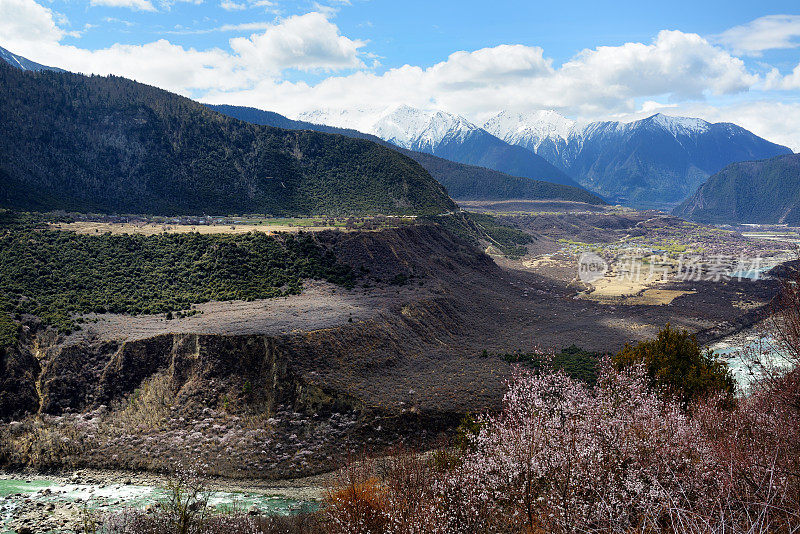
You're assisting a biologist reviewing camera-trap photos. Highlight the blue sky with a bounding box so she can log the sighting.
[46,0,800,71]
[2,0,800,148]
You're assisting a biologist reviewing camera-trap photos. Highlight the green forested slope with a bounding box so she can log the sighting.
[0,63,455,216]
[674,154,800,224]
[0,224,352,334]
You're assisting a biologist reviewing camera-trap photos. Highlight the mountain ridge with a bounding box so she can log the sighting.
[483,110,793,208]
[0,61,456,216]
[673,153,800,225]
[207,104,606,205]
[0,45,63,73]
[297,106,582,189]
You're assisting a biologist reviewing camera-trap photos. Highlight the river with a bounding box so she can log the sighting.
[0,474,319,533]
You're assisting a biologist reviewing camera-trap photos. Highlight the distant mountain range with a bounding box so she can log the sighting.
[207,104,606,205]
[298,106,580,189]
[297,105,791,210]
[674,153,800,225]
[484,111,792,209]
[0,59,456,216]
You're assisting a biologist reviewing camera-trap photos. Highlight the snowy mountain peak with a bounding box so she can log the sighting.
[483,110,577,151]
[298,104,481,150]
[0,45,62,72]
[485,110,575,140]
[644,113,711,136]
[374,106,480,149]
[296,107,386,134]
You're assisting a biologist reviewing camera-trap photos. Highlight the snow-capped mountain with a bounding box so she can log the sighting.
[483,110,580,167]
[374,106,483,152]
[0,45,62,72]
[483,111,792,208]
[483,110,577,151]
[300,105,484,152]
[298,105,580,188]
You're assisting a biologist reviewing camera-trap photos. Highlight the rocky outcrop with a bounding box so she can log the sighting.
[0,345,39,420]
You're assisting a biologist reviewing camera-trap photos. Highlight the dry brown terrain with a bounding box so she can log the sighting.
[49,221,341,235]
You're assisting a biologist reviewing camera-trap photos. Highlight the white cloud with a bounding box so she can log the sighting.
[715,14,800,56]
[1,1,364,93]
[204,30,757,121]
[219,0,246,10]
[90,0,157,12]
[562,31,755,99]
[229,12,365,73]
[764,63,800,91]
[0,0,65,49]
[639,100,678,114]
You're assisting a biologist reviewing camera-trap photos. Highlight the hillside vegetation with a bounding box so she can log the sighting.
[429,212,533,257]
[0,224,352,334]
[207,104,605,205]
[675,153,800,224]
[407,151,604,203]
[0,63,455,217]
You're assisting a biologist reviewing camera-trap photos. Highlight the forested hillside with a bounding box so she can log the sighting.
[207,104,605,204]
[0,221,352,335]
[674,153,800,224]
[0,63,455,216]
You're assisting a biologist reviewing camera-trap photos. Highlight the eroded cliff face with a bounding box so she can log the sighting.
[0,345,39,420]
[0,295,491,477]
[23,296,490,420]
[2,224,501,420]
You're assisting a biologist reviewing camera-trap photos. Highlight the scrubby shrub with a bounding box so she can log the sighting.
[0,311,17,349]
[0,416,88,468]
[114,371,175,431]
[614,323,734,406]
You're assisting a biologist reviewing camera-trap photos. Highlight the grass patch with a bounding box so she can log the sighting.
[498,345,603,384]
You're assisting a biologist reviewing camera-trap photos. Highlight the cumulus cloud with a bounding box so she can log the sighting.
[715,14,800,56]
[204,30,757,120]
[0,0,763,112]
[0,0,66,49]
[229,12,366,73]
[764,63,800,91]
[1,1,365,94]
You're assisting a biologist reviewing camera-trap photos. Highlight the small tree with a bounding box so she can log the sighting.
[613,323,734,406]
